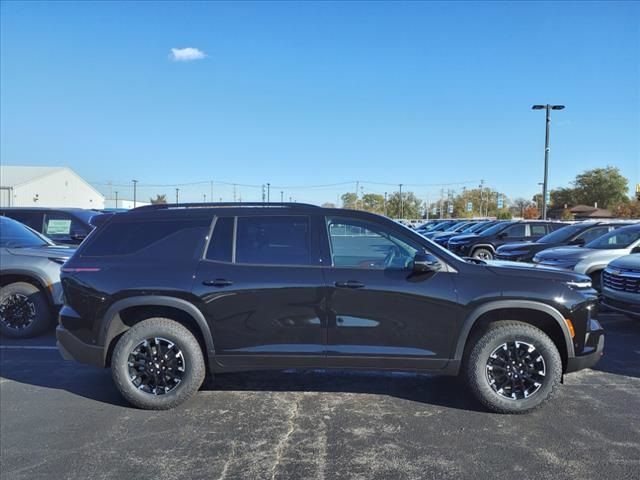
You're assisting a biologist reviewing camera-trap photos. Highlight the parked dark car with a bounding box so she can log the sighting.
[57,203,603,413]
[448,221,565,260]
[0,208,99,245]
[0,217,75,337]
[433,220,497,248]
[495,222,630,263]
[601,254,640,319]
[424,220,475,240]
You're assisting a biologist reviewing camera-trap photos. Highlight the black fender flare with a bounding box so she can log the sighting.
[452,299,575,362]
[99,296,215,360]
[0,269,55,306]
[469,243,496,255]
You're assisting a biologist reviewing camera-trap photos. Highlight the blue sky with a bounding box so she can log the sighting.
[1,1,638,205]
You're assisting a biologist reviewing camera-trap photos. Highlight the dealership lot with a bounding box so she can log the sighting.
[0,314,638,480]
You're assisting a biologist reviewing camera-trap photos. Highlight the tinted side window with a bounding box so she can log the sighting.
[82,218,210,259]
[44,212,88,239]
[530,225,547,236]
[236,216,311,266]
[3,211,44,232]
[206,217,234,262]
[576,226,610,244]
[504,224,526,237]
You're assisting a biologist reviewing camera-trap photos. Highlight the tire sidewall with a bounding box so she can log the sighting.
[472,248,494,260]
[0,282,52,338]
[112,318,205,409]
[468,324,562,413]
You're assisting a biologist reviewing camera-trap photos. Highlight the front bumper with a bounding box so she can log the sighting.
[601,287,640,318]
[565,318,605,373]
[56,325,106,368]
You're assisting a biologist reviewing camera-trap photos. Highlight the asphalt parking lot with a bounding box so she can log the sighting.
[1,314,639,480]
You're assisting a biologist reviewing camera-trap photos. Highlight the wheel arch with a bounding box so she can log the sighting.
[454,300,575,370]
[470,244,496,255]
[100,296,215,367]
[0,270,54,306]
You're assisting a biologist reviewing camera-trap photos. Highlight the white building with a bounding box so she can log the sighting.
[0,165,105,209]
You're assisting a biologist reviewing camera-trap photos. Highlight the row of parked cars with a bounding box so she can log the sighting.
[0,204,638,413]
[412,217,640,318]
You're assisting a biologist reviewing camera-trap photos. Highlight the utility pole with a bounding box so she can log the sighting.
[203,194,206,202]
[175,188,179,204]
[261,184,266,203]
[479,180,484,218]
[384,192,388,217]
[132,180,138,208]
[267,183,271,203]
[114,191,118,209]
[399,184,404,219]
[532,104,565,219]
[233,184,237,202]
[439,188,444,219]
[281,191,284,202]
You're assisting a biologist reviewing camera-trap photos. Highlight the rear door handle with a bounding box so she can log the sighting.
[202,279,234,287]
[334,280,365,289]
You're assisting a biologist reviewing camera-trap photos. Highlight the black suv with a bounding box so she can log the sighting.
[495,222,630,263]
[0,208,99,245]
[447,220,565,260]
[56,203,604,413]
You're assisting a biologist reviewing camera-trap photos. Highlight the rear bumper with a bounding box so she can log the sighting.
[56,325,105,368]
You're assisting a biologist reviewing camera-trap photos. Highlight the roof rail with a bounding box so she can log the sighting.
[130,202,320,212]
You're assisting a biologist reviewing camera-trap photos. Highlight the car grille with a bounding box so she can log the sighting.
[603,267,640,294]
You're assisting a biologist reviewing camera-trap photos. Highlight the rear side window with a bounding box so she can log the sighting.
[82,218,210,259]
[235,216,311,265]
[2,211,44,232]
[530,225,547,236]
[503,224,526,237]
[206,217,234,262]
[576,226,610,243]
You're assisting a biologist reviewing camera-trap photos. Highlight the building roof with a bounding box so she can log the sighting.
[0,165,104,198]
[0,165,64,187]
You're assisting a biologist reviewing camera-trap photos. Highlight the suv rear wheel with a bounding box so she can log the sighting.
[465,321,562,414]
[0,282,52,338]
[111,318,206,410]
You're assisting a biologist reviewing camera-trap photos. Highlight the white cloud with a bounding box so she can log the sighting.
[169,47,206,62]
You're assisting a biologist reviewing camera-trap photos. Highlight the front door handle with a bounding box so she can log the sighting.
[202,279,234,287]
[334,280,365,289]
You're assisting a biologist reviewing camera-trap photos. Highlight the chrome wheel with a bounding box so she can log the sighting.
[127,337,186,395]
[485,341,546,400]
[0,293,36,330]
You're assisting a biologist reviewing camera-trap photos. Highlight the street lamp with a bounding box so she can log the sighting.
[532,104,565,219]
[132,180,138,208]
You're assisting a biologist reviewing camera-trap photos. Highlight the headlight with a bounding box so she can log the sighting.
[566,280,592,289]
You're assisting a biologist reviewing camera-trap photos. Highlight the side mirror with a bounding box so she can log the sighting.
[413,252,442,273]
[569,237,585,246]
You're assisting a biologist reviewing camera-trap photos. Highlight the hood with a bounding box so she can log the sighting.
[608,254,640,270]
[485,259,590,282]
[534,245,595,262]
[448,233,478,243]
[498,241,557,253]
[7,245,76,260]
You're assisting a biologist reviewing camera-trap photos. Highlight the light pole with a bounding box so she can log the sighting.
[267,183,271,203]
[175,188,179,204]
[132,180,138,208]
[532,104,565,219]
[114,191,118,209]
[281,191,284,203]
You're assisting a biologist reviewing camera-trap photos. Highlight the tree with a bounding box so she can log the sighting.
[523,205,539,219]
[340,192,357,209]
[386,191,423,219]
[150,194,167,204]
[361,193,385,214]
[511,198,531,218]
[572,166,629,208]
[321,202,336,208]
[612,200,640,219]
[551,187,576,209]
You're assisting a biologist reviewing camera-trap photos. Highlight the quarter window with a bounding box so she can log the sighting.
[235,216,311,266]
[326,217,418,269]
[530,225,547,236]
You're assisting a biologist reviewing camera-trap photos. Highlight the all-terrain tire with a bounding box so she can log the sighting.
[111,317,206,410]
[0,282,52,338]
[465,321,562,414]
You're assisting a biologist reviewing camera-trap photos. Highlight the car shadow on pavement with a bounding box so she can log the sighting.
[591,315,640,379]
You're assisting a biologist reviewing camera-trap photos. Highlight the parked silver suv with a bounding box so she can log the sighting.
[533,224,640,290]
[0,216,75,337]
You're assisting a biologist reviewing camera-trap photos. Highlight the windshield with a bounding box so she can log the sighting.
[537,223,588,244]
[444,221,469,232]
[0,217,51,248]
[585,226,640,250]
[463,222,489,233]
[479,221,513,237]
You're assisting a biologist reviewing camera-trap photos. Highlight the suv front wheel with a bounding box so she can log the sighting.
[465,321,562,414]
[111,318,206,410]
